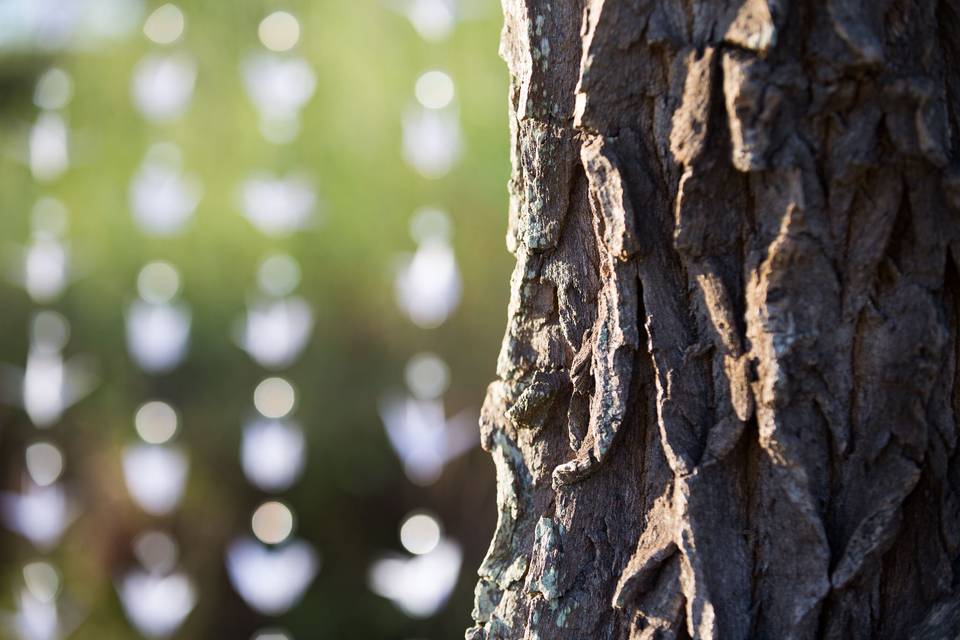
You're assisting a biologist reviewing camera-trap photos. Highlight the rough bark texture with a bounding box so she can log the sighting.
[468,1,960,638]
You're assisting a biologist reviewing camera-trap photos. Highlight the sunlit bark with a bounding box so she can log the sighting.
[469,1,960,638]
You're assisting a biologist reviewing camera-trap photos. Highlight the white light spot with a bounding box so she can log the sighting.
[252,630,292,640]
[31,197,69,237]
[144,4,185,44]
[31,311,69,352]
[235,298,313,369]
[122,445,188,516]
[253,377,296,419]
[241,54,316,124]
[399,512,442,555]
[368,538,462,617]
[30,112,69,182]
[22,235,69,303]
[410,207,452,243]
[144,140,183,168]
[135,401,179,444]
[404,353,450,400]
[239,173,316,236]
[394,238,462,328]
[130,144,202,236]
[133,530,179,574]
[25,443,64,487]
[34,68,73,111]
[241,419,306,492]
[226,537,318,615]
[378,395,479,485]
[406,0,455,41]
[131,53,197,122]
[259,114,301,144]
[1,483,75,549]
[415,70,454,109]
[138,262,181,304]
[401,107,461,179]
[117,569,197,638]
[126,300,191,373]
[257,254,301,297]
[258,11,300,52]
[251,501,294,544]
[23,561,60,603]
[23,340,98,428]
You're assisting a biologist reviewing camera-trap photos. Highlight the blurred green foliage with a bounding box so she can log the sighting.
[0,0,511,637]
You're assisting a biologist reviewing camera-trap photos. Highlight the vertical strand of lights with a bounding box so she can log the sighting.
[116,4,198,637]
[227,12,319,640]
[2,66,92,640]
[370,2,473,620]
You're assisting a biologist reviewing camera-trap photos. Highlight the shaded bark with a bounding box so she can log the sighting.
[468,1,960,638]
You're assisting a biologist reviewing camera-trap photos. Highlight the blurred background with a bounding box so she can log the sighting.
[0,0,510,637]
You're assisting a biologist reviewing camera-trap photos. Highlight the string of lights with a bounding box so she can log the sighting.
[117,5,199,637]
[2,65,91,640]
[0,1,493,635]
[371,0,474,621]
[227,11,320,640]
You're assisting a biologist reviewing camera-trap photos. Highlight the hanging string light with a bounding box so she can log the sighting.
[372,9,475,622]
[387,0,464,43]
[126,261,191,374]
[116,530,197,639]
[394,207,462,329]
[117,5,198,636]
[226,13,319,637]
[402,70,462,179]
[0,66,93,640]
[238,173,317,236]
[129,143,202,237]
[241,10,316,145]
[226,327,319,625]
[234,254,314,370]
[369,509,463,617]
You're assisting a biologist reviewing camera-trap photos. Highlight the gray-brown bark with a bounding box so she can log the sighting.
[468,1,960,638]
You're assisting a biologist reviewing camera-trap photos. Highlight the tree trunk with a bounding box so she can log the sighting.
[467,1,960,638]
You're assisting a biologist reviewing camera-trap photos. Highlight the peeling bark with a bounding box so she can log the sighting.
[469,1,960,638]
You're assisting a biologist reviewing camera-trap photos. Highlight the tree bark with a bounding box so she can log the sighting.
[468,1,960,638]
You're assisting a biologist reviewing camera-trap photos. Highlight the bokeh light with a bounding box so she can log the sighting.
[31,197,69,237]
[29,112,69,182]
[257,254,301,297]
[133,530,180,575]
[122,445,189,516]
[135,401,179,444]
[258,11,300,52]
[251,501,294,545]
[241,419,306,492]
[132,53,197,122]
[415,70,455,109]
[253,377,296,419]
[409,206,452,242]
[0,0,507,636]
[22,561,61,602]
[399,511,441,555]
[137,262,181,304]
[143,4,186,45]
[31,310,69,352]
[405,0,456,41]
[404,352,450,400]
[25,442,64,487]
[33,68,73,111]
